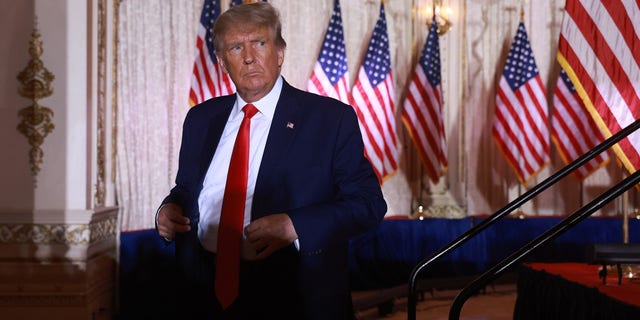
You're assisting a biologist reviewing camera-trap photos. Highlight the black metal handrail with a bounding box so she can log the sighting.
[449,168,640,319]
[406,118,640,320]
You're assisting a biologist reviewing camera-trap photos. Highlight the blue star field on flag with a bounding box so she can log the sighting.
[421,18,441,87]
[503,22,540,90]
[202,0,221,64]
[362,4,391,87]
[318,0,348,86]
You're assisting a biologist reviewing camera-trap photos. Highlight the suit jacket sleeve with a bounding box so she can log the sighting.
[284,99,387,254]
[158,96,234,232]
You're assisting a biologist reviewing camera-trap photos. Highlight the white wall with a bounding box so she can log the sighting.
[0,0,91,215]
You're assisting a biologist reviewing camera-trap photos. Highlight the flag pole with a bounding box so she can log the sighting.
[410,0,424,219]
[411,0,426,219]
[413,0,421,215]
[460,0,467,186]
[512,3,528,219]
[622,184,629,244]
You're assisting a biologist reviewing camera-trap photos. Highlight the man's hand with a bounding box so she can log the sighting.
[244,213,298,259]
[157,203,190,241]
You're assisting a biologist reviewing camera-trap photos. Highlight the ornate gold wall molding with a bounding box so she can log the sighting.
[111,0,121,184]
[95,0,121,206]
[16,20,55,186]
[95,0,107,206]
[0,216,116,245]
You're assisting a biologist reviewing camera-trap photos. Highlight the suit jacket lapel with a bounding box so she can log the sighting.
[197,96,235,184]
[253,82,300,218]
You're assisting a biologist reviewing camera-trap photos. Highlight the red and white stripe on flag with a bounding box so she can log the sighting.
[558,0,640,174]
[350,2,398,183]
[551,69,609,181]
[492,21,550,185]
[189,0,235,107]
[401,17,447,183]
[307,0,351,105]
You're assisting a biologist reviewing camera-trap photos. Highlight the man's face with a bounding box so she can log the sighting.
[217,25,284,103]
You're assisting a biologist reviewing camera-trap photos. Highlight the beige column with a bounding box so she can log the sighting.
[0,0,118,319]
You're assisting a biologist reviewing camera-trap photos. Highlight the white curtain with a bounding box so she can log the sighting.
[115,0,618,232]
[114,0,413,231]
[117,0,201,231]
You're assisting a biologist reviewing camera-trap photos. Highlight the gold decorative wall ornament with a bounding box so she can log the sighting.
[0,217,117,245]
[16,23,55,186]
[426,0,453,35]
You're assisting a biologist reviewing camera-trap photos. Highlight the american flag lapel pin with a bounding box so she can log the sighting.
[286,121,294,129]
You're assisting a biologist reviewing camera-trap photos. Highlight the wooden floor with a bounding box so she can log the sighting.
[353,283,517,320]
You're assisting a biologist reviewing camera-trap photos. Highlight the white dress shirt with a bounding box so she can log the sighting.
[198,77,283,257]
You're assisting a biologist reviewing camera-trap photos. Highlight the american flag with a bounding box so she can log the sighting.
[551,69,609,181]
[351,2,398,183]
[188,0,235,107]
[401,17,447,183]
[307,0,350,105]
[492,21,549,185]
[558,0,640,173]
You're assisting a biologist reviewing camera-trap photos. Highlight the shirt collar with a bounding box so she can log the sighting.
[234,76,283,121]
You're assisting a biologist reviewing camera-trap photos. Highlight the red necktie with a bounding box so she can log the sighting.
[215,103,258,309]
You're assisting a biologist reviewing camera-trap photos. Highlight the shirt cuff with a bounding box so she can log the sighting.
[155,204,174,242]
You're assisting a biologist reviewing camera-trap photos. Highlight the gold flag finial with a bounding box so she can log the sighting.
[520,4,525,21]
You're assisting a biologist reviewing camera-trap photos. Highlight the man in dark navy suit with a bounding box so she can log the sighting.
[156,2,386,319]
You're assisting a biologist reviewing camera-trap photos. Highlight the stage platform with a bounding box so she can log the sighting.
[349,216,640,290]
[118,216,640,318]
[515,263,640,319]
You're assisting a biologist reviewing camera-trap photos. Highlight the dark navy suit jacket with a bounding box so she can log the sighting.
[161,79,386,319]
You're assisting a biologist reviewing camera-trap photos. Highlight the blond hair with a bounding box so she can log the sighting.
[213,2,287,52]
